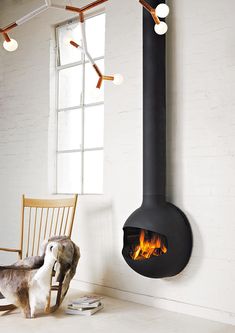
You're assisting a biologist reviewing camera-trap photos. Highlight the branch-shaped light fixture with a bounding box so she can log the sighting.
[67,3,123,89]
[0,2,49,51]
[70,40,122,89]
[139,0,169,35]
[0,0,123,88]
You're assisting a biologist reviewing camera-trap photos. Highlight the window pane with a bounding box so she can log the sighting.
[57,22,82,66]
[83,150,103,194]
[85,59,104,104]
[86,14,105,59]
[58,109,82,151]
[58,66,83,109]
[84,105,104,149]
[57,153,81,193]
[56,14,105,195]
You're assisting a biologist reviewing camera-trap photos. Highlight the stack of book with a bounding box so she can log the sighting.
[66,295,104,316]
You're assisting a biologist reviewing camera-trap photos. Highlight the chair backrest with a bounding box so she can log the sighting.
[19,194,78,259]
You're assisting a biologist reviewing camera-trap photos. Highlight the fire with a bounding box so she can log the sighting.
[131,229,167,261]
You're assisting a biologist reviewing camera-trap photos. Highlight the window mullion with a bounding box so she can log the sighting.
[81,36,86,195]
[55,26,61,67]
[56,57,104,72]
[55,49,60,194]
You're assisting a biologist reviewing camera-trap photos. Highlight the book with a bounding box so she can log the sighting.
[70,295,103,305]
[67,301,101,310]
[66,303,104,316]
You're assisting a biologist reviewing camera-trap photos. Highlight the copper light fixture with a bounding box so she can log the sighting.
[139,0,170,35]
[0,0,123,88]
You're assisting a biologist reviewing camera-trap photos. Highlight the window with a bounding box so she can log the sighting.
[55,13,105,194]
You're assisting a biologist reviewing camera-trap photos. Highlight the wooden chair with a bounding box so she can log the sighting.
[0,194,78,314]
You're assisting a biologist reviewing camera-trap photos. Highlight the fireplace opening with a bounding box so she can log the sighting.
[128,228,168,261]
[122,202,192,278]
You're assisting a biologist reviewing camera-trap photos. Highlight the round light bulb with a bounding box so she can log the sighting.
[155,3,170,18]
[3,39,18,52]
[154,22,168,35]
[113,74,124,86]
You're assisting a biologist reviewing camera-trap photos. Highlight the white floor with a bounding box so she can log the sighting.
[0,290,234,333]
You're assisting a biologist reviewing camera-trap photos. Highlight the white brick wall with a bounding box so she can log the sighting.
[0,0,76,257]
[0,0,235,325]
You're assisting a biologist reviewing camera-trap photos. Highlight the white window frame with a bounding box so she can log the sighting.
[55,11,105,195]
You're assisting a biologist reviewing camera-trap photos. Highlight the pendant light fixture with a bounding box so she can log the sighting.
[67,2,123,89]
[0,0,123,89]
[139,0,170,35]
[0,0,170,85]
[2,32,18,52]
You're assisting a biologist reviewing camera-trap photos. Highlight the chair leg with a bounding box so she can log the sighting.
[45,289,52,314]
[55,281,63,306]
[44,271,53,314]
[46,282,64,314]
[0,304,17,312]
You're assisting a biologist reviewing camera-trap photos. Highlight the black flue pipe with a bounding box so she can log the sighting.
[143,0,166,204]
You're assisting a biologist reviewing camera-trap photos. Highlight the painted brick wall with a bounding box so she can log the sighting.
[0,0,76,258]
[0,0,235,325]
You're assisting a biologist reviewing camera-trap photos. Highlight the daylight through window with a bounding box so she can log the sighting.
[55,13,105,194]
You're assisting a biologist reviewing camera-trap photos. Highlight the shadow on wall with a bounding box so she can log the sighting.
[78,199,119,286]
[165,0,204,283]
[163,214,204,284]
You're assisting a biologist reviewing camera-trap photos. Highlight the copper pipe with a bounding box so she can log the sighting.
[151,12,160,25]
[3,33,11,42]
[3,22,18,33]
[93,64,102,78]
[81,0,108,12]
[71,43,105,85]
[66,0,107,15]
[79,12,85,23]
[70,40,79,48]
[139,0,153,13]
[139,0,160,25]
[103,75,114,81]
[96,77,103,89]
[65,5,82,13]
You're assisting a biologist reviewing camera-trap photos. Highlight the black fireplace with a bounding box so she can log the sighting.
[122,0,193,278]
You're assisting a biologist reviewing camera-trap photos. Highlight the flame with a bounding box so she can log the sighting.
[131,230,168,260]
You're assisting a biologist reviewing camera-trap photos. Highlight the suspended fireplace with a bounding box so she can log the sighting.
[122,0,193,278]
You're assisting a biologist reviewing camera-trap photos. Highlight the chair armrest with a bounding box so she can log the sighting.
[0,247,21,253]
